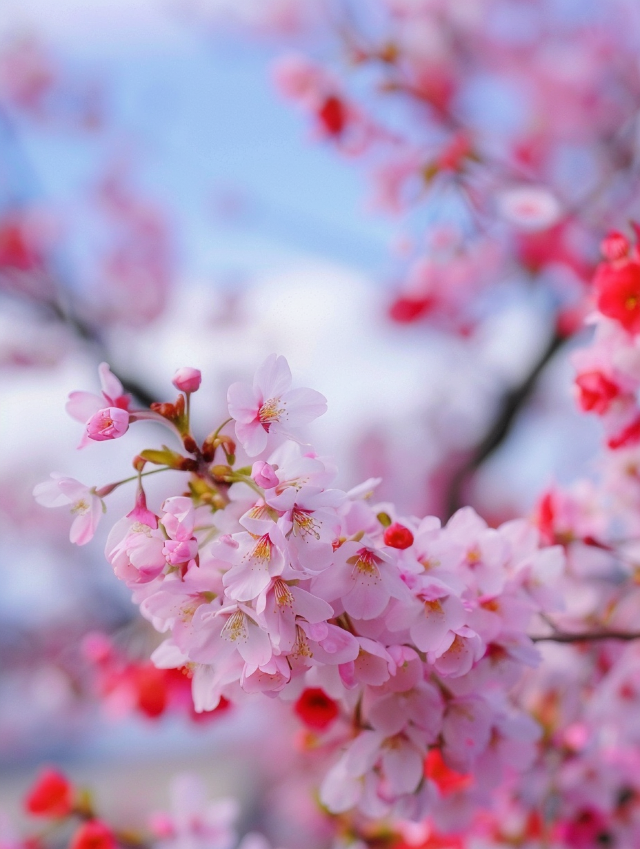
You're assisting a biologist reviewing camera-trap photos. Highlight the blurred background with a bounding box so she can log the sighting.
[1,0,638,841]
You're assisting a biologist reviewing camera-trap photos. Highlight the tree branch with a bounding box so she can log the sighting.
[531,630,640,644]
[445,328,566,518]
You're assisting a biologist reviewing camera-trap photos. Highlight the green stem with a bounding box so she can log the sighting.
[100,466,171,494]
[211,417,233,440]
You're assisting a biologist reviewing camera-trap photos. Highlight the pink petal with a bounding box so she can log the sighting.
[235,420,268,457]
[238,621,272,674]
[33,476,71,507]
[254,354,292,400]
[227,381,259,423]
[290,585,333,623]
[381,742,423,795]
[65,391,103,423]
[280,387,327,427]
[98,362,124,401]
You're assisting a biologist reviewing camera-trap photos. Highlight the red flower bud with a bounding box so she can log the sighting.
[69,821,116,849]
[134,665,168,719]
[294,688,339,731]
[383,522,414,549]
[24,768,74,817]
[317,95,347,137]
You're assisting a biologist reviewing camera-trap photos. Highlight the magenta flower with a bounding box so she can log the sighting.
[86,407,130,442]
[227,354,327,457]
[33,474,104,545]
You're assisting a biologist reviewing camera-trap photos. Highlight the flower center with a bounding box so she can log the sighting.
[221,609,247,643]
[248,534,273,564]
[348,547,382,576]
[130,521,152,536]
[71,499,90,516]
[258,397,285,431]
[292,507,320,540]
[293,625,313,658]
[273,578,293,607]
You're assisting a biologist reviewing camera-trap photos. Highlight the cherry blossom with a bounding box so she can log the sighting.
[33,474,104,545]
[227,354,327,456]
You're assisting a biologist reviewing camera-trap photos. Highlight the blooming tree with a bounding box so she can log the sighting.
[8,1,640,847]
[22,262,640,843]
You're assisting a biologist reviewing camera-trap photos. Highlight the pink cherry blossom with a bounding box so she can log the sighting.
[66,362,130,448]
[312,540,409,620]
[149,773,238,849]
[86,406,130,441]
[105,515,166,585]
[227,354,327,456]
[33,474,104,545]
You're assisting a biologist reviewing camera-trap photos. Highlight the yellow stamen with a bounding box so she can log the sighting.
[221,609,247,643]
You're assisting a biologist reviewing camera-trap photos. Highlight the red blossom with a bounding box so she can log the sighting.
[24,768,74,818]
[600,230,629,262]
[294,688,339,731]
[575,370,621,414]
[0,219,38,271]
[425,749,472,796]
[133,664,169,718]
[388,295,433,323]
[595,260,640,334]
[607,415,640,450]
[535,491,557,546]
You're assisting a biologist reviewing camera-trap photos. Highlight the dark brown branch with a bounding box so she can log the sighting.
[0,105,158,409]
[445,328,566,518]
[531,630,640,644]
[47,298,158,408]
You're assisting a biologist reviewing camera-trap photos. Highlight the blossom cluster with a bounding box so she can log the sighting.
[15,767,267,849]
[573,226,640,450]
[35,355,563,823]
[268,0,640,338]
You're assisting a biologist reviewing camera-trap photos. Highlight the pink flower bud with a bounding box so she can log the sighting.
[86,407,130,442]
[126,489,158,529]
[162,538,197,565]
[252,460,278,489]
[172,367,202,394]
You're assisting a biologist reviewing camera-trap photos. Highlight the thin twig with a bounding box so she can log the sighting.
[445,328,566,518]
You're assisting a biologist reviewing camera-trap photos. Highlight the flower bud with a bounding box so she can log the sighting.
[162,538,198,565]
[183,435,198,454]
[294,688,338,731]
[172,367,202,394]
[24,768,74,817]
[383,522,414,549]
[86,407,129,442]
[252,461,278,489]
[132,455,147,472]
[70,821,116,849]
